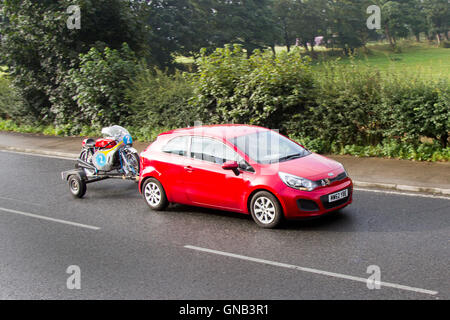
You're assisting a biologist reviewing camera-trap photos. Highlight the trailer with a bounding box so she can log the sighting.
[61,161,139,198]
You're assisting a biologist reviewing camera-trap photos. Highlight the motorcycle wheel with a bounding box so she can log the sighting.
[124,151,140,177]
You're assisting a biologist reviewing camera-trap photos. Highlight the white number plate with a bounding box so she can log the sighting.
[328,189,348,202]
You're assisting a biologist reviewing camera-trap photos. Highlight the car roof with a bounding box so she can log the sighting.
[159,124,271,140]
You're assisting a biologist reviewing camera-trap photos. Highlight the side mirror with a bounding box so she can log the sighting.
[222,161,240,176]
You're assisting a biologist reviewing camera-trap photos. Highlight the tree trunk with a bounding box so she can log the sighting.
[270,45,276,56]
[385,25,394,48]
[302,42,309,52]
[444,31,449,41]
[282,21,290,52]
[436,33,441,45]
[440,132,448,148]
[415,33,420,42]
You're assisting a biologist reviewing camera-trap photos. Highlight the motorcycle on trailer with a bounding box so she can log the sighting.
[61,125,140,198]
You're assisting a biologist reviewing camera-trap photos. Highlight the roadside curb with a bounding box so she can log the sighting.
[0,146,78,159]
[1,145,449,197]
[353,181,450,196]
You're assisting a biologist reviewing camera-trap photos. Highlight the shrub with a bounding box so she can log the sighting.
[66,43,143,129]
[126,68,195,130]
[190,45,315,133]
[0,74,27,119]
[439,41,450,48]
[381,76,450,147]
[287,60,384,147]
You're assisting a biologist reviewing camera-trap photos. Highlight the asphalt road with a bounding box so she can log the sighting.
[0,151,448,300]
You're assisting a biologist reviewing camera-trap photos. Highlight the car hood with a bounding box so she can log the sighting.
[265,153,343,180]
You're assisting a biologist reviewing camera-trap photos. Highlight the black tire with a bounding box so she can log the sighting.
[68,175,86,199]
[123,150,140,179]
[250,191,283,228]
[129,152,140,176]
[142,178,168,211]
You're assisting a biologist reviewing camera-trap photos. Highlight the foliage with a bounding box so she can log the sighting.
[292,135,450,162]
[67,43,143,128]
[288,60,385,147]
[0,118,100,137]
[381,76,450,147]
[0,0,147,124]
[126,68,195,129]
[0,74,26,119]
[190,45,315,133]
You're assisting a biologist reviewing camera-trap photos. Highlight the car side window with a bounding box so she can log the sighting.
[191,137,240,165]
[162,136,189,156]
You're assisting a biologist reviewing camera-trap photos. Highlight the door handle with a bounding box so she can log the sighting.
[184,166,194,172]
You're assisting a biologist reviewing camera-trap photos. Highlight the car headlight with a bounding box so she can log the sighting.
[278,172,318,191]
[339,164,348,178]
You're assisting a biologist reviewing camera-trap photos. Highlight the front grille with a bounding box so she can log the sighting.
[314,171,347,187]
[297,199,320,212]
[320,188,351,209]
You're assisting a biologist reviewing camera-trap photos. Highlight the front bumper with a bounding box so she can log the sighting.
[278,179,353,219]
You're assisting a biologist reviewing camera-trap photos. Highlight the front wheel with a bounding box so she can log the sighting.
[250,191,283,228]
[142,178,168,211]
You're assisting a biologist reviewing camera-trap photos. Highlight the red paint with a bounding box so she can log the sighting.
[95,138,117,149]
[139,125,353,219]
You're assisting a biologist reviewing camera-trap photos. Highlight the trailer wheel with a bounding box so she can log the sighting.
[68,175,86,198]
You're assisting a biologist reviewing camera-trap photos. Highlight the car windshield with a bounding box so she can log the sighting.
[101,125,130,141]
[230,130,311,164]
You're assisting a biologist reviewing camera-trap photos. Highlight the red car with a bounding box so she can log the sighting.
[139,125,353,228]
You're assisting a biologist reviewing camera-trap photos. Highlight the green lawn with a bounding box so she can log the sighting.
[177,41,450,81]
[336,42,450,81]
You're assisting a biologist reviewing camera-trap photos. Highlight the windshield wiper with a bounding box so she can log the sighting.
[278,153,304,162]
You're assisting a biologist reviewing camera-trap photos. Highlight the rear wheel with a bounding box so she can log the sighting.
[142,178,168,211]
[250,191,283,228]
[68,175,86,198]
[124,151,140,177]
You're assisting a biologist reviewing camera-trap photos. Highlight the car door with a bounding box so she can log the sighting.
[183,136,248,211]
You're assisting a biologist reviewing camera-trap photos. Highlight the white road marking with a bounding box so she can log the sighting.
[354,187,450,200]
[0,207,100,230]
[0,149,76,160]
[185,245,439,296]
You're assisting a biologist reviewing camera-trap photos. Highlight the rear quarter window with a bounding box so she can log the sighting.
[162,136,189,156]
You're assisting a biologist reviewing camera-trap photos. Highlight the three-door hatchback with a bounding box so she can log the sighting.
[139,125,353,228]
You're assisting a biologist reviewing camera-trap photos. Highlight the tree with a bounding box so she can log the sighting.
[291,0,329,52]
[423,0,450,43]
[0,0,147,124]
[273,0,297,52]
[326,0,369,54]
[379,1,409,47]
[208,0,279,55]
[139,0,214,69]
[404,0,428,42]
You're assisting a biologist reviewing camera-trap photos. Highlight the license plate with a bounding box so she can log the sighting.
[328,189,348,202]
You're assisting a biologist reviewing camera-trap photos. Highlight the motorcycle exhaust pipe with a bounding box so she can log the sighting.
[77,159,96,171]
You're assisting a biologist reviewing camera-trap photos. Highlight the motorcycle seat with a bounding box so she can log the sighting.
[84,138,96,148]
